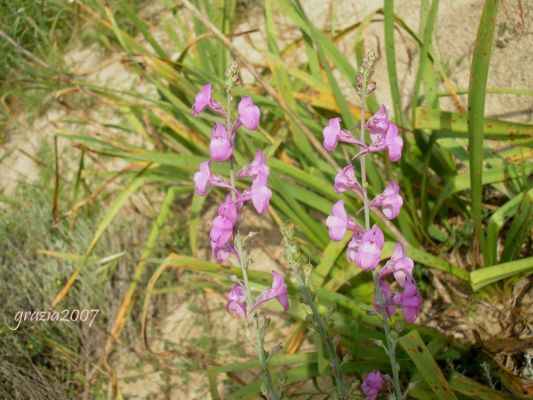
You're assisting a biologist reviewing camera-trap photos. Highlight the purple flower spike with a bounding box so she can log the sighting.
[394,280,422,323]
[370,182,403,219]
[236,150,269,179]
[379,242,414,288]
[192,84,225,116]
[209,123,233,162]
[361,371,384,400]
[322,117,360,152]
[334,164,363,194]
[252,270,289,312]
[354,225,384,270]
[237,97,260,130]
[326,200,359,242]
[226,282,247,317]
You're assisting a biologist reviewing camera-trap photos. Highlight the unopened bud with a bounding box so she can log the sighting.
[367,81,376,95]
[271,342,283,355]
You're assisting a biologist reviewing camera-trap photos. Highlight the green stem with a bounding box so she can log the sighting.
[359,83,370,230]
[358,74,402,400]
[372,271,403,399]
[286,242,346,399]
[227,85,278,400]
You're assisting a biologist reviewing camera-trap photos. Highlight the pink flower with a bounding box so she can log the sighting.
[394,280,422,323]
[322,117,361,152]
[236,150,269,179]
[354,105,403,162]
[236,97,260,130]
[354,225,384,270]
[193,161,233,196]
[361,371,384,400]
[346,227,364,264]
[369,182,403,219]
[367,105,390,144]
[226,282,247,317]
[252,271,289,312]
[374,279,397,318]
[192,84,225,116]
[212,242,237,263]
[209,197,239,251]
[209,123,233,161]
[326,200,359,242]
[209,215,235,249]
[334,164,363,194]
[384,123,403,162]
[193,161,213,196]
[217,195,239,224]
[379,242,414,288]
[240,172,272,214]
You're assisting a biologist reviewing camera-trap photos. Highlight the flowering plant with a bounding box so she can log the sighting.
[322,52,422,399]
[191,62,287,399]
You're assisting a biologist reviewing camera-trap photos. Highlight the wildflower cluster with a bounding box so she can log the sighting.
[192,83,270,260]
[322,53,422,399]
[324,105,421,320]
[191,67,287,399]
[191,81,288,315]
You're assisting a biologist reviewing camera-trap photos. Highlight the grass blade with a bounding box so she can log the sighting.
[414,108,533,139]
[449,372,514,400]
[104,187,175,356]
[468,0,500,264]
[189,192,206,257]
[399,330,457,400]
[51,176,145,308]
[384,0,404,126]
[485,192,524,265]
[470,256,533,290]
[500,188,533,262]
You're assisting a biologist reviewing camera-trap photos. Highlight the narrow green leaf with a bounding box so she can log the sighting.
[399,330,457,400]
[119,0,168,58]
[449,372,514,400]
[427,162,533,226]
[384,0,404,127]
[415,108,532,139]
[470,257,533,290]
[411,0,439,123]
[501,188,533,262]
[52,176,145,307]
[189,192,206,256]
[485,192,524,265]
[312,235,351,287]
[468,0,500,261]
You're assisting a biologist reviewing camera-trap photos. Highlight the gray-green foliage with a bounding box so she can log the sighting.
[0,180,113,399]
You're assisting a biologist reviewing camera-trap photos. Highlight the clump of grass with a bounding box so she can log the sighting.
[0,164,119,398]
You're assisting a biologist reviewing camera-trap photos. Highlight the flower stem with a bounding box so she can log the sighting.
[358,67,402,400]
[227,82,278,400]
[284,233,347,400]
